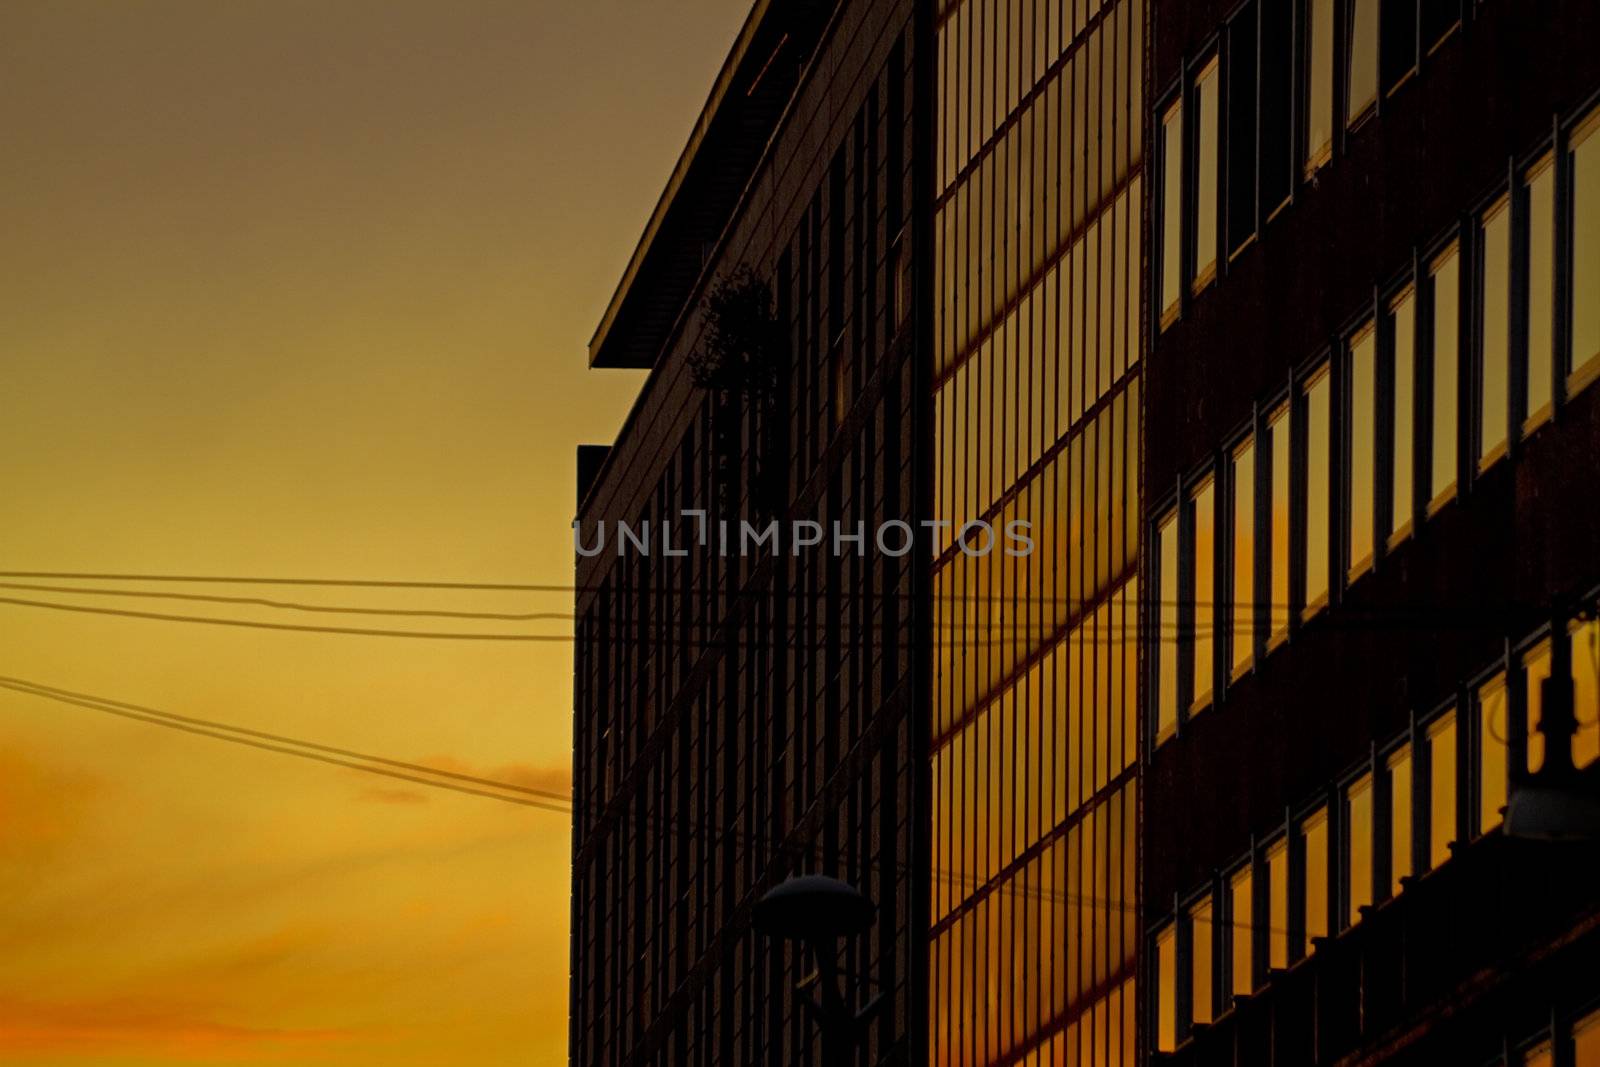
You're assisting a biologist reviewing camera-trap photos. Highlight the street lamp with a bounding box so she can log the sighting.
[1506,666,1600,842]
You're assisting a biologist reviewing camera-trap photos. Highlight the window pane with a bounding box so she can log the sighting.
[1192,478,1216,711]
[1259,0,1293,212]
[1479,199,1511,465]
[1158,511,1179,742]
[1391,291,1417,539]
[1232,439,1257,675]
[1525,639,1552,775]
[1478,673,1507,834]
[1266,838,1289,970]
[1526,160,1555,424]
[1305,0,1334,171]
[1161,101,1184,323]
[1194,60,1220,287]
[1349,326,1377,575]
[1156,923,1177,1052]
[1574,1006,1600,1066]
[1346,0,1378,121]
[1304,369,1331,615]
[1227,5,1260,255]
[1572,616,1600,769]
[1387,746,1413,895]
[1345,773,1373,928]
[1573,111,1600,381]
[1189,897,1213,1026]
[1421,0,1459,51]
[1427,711,1458,869]
[1524,1041,1554,1067]
[1269,407,1291,644]
[1301,806,1329,950]
[1230,864,1253,997]
[1430,248,1460,504]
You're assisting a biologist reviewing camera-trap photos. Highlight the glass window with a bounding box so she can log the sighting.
[1226,6,1260,255]
[1194,59,1220,289]
[1526,158,1556,428]
[1155,922,1177,1052]
[1390,290,1417,541]
[1303,368,1332,617]
[1301,806,1330,951]
[1268,406,1291,646]
[1344,773,1373,928]
[1192,478,1216,712]
[1349,325,1377,577]
[1259,0,1294,213]
[1232,439,1257,676]
[1478,672,1508,834]
[1161,100,1184,326]
[1429,247,1461,507]
[1189,896,1214,1026]
[1157,510,1180,743]
[1420,0,1459,52]
[1387,745,1413,895]
[1346,0,1379,122]
[1572,109,1600,386]
[1574,1006,1600,1065]
[1572,616,1600,769]
[1230,863,1253,998]
[1305,0,1334,172]
[1525,639,1552,775]
[1426,710,1458,869]
[1266,837,1289,971]
[1524,1040,1554,1067]
[1479,198,1511,467]
[1379,0,1418,94]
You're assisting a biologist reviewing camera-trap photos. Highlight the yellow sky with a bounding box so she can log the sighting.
[0,2,749,1063]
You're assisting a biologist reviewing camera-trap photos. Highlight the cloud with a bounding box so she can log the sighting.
[358,787,430,805]
[417,756,571,797]
[0,745,105,859]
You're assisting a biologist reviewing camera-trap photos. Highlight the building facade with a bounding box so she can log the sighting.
[1143,0,1600,1063]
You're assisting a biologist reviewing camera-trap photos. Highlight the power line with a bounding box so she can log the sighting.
[0,581,573,622]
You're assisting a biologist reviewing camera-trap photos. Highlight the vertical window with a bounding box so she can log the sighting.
[1161,100,1184,327]
[1420,0,1459,52]
[1189,897,1214,1026]
[1300,806,1330,952]
[1571,108,1600,385]
[1478,198,1511,467]
[1346,0,1379,123]
[1571,616,1600,769]
[1426,710,1458,869]
[1265,838,1289,971]
[1268,406,1291,645]
[1525,158,1556,428]
[1348,325,1377,578]
[1259,0,1294,214]
[1157,511,1180,743]
[1191,478,1216,712]
[1523,1040,1554,1067]
[1574,1006,1600,1063]
[1525,639,1552,775]
[1155,923,1177,1052]
[1387,745,1413,895]
[1429,247,1461,508]
[1305,0,1335,173]
[1227,4,1260,256]
[1344,773,1373,928]
[1231,439,1257,676]
[1194,59,1220,289]
[1390,290,1417,542]
[1477,672,1508,834]
[1229,863,1253,998]
[1303,368,1332,617]
[1379,0,1419,94]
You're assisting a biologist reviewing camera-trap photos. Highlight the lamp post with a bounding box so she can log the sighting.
[1506,625,1600,842]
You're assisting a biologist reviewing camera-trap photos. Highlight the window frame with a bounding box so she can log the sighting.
[1345,317,1380,582]
[1384,279,1420,548]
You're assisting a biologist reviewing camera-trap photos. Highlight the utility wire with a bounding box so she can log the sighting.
[0,581,572,622]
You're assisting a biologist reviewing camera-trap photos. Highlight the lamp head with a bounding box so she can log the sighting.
[752,875,876,942]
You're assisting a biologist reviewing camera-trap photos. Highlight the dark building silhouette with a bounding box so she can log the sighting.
[1142,0,1600,1063]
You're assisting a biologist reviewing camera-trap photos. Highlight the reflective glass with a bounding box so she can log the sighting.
[1158,511,1179,742]
[1349,326,1376,576]
[1390,291,1416,540]
[1345,773,1373,927]
[1572,617,1600,769]
[1266,838,1289,970]
[1192,478,1216,712]
[1347,0,1379,121]
[1194,60,1219,288]
[1478,673,1507,834]
[1427,711,1458,869]
[1304,369,1331,615]
[1430,248,1460,505]
[1301,807,1329,949]
[1230,864,1252,997]
[1525,639,1551,775]
[1189,896,1213,1026]
[1387,746,1412,894]
[1156,922,1176,1052]
[1305,0,1334,170]
[1573,110,1600,381]
[1268,407,1291,645]
[1161,101,1183,323]
[1479,199,1510,466]
[1232,439,1256,675]
[1526,159,1555,426]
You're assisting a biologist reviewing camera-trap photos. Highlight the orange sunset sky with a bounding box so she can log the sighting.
[0,2,749,1063]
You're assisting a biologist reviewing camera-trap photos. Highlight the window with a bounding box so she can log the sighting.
[1571,615,1600,769]
[1303,367,1331,617]
[1523,1039,1554,1067]
[1259,0,1294,214]
[1425,710,1458,869]
[1227,4,1260,256]
[1390,290,1417,542]
[1265,837,1289,970]
[1344,772,1374,928]
[1478,198,1511,468]
[1161,100,1184,326]
[1346,0,1379,123]
[1300,806,1330,952]
[1194,59,1220,289]
[1420,0,1459,53]
[1192,478,1217,712]
[1477,672,1508,834]
[1305,0,1335,173]
[1525,638,1552,774]
[1525,158,1556,429]
[1348,324,1377,577]
[1429,246,1461,508]
[1379,0,1419,94]
[1571,108,1600,386]
[1267,405,1291,645]
[1231,439,1257,676]
[1155,922,1177,1052]
[1189,897,1214,1026]
[1575,1007,1600,1064]
[1229,863,1253,998]
[1386,745,1413,895]
[1157,510,1180,742]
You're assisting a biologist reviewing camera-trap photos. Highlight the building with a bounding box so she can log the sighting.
[570,0,1146,1063]
[1142,0,1600,1063]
